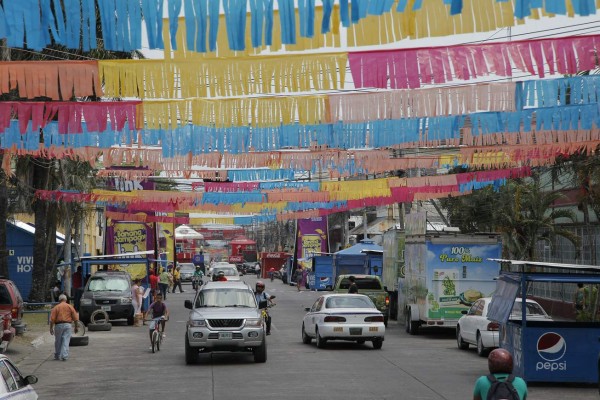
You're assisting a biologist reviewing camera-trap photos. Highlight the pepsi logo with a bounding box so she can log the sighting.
[537,332,567,362]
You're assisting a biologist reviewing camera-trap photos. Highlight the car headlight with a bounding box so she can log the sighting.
[121,297,132,304]
[189,319,206,327]
[245,318,263,328]
[80,299,92,305]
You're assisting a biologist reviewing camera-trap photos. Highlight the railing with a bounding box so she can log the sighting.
[24,302,58,324]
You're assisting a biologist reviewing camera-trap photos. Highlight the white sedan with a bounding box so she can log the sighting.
[456,297,551,356]
[0,354,38,399]
[301,294,385,349]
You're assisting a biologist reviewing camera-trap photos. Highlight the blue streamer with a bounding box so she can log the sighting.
[321,0,333,33]
[168,0,182,50]
[450,0,463,15]
[278,0,296,44]
[298,0,314,38]
[81,0,97,51]
[223,0,247,51]
[208,0,220,52]
[98,0,116,50]
[142,0,164,49]
[544,0,567,14]
[185,0,208,53]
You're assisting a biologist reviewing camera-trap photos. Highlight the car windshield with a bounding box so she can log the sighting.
[195,289,256,308]
[511,301,547,317]
[87,277,129,292]
[179,265,195,272]
[214,268,237,276]
[326,296,375,309]
[338,277,382,290]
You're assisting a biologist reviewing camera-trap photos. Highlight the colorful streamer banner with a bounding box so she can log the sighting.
[1,1,596,53]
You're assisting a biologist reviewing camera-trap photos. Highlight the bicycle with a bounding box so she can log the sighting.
[146,316,166,353]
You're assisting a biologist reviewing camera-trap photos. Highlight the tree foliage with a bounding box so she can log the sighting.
[440,173,580,260]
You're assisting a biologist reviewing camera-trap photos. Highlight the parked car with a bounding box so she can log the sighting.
[0,354,38,398]
[178,263,195,282]
[0,278,24,334]
[79,271,134,326]
[456,297,552,356]
[301,294,385,349]
[183,281,267,364]
[0,311,15,353]
[210,265,241,281]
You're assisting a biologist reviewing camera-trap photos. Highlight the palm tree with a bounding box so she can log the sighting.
[441,172,580,260]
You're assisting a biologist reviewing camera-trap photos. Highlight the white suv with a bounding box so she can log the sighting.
[184,281,267,364]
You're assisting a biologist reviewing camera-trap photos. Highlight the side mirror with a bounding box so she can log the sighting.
[304,307,310,312]
[25,375,38,385]
[461,310,468,315]
[184,300,193,310]
[258,300,268,309]
[270,295,276,300]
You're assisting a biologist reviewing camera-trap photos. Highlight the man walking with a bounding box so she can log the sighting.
[172,265,184,293]
[50,294,79,361]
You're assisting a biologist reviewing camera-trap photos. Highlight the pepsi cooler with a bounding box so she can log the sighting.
[489,262,600,384]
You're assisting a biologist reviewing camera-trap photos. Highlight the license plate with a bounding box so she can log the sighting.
[219,332,232,339]
[369,327,378,332]
[101,306,111,311]
[349,328,362,335]
[333,327,343,332]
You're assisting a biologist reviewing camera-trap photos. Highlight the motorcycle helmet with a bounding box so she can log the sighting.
[256,281,265,291]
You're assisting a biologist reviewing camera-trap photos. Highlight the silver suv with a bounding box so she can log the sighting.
[184,281,267,364]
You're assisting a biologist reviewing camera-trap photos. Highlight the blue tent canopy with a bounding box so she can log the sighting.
[334,239,383,255]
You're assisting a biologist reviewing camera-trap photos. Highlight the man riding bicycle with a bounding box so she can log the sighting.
[145,293,170,349]
[254,281,275,335]
[192,265,204,290]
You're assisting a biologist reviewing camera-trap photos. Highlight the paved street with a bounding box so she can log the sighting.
[14,276,599,400]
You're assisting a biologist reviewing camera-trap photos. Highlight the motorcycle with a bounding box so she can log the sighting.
[258,296,276,334]
[191,275,203,291]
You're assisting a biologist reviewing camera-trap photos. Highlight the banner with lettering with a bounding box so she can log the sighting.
[105,220,154,279]
[295,217,329,261]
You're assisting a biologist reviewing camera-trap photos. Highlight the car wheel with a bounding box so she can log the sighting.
[476,332,489,357]
[253,339,267,363]
[316,327,327,349]
[185,334,199,365]
[456,326,469,350]
[69,336,89,347]
[90,310,109,325]
[87,323,112,332]
[301,324,312,344]
[372,338,383,350]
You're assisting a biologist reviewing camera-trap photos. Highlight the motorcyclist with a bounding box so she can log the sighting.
[254,281,275,335]
[192,265,204,290]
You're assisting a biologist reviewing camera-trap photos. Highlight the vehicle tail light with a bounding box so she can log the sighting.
[364,315,384,323]
[324,316,346,322]
[487,322,499,331]
[3,314,11,330]
[11,308,18,320]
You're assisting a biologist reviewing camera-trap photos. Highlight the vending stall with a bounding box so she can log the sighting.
[488,260,600,384]
[259,252,291,279]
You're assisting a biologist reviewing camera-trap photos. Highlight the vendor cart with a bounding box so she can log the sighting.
[488,259,600,384]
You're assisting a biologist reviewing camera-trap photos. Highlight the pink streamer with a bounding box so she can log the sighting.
[348,35,600,89]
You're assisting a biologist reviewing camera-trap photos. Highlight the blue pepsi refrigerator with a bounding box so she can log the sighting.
[489,263,600,384]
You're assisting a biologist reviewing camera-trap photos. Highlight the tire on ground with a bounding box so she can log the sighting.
[72,321,86,336]
[69,336,89,346]
[90,310,109,325]
[87,323,112,332]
